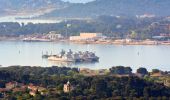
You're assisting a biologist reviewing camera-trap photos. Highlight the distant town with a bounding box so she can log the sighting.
[1,31,170,45]
[1,16,170,45]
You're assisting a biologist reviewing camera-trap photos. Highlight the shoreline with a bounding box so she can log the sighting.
[0,65,169,72]
[0,65,169,76]
[1,38,170,46]
[69,40,170,45]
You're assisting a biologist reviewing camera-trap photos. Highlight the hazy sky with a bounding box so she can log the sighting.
[62,0,95,3]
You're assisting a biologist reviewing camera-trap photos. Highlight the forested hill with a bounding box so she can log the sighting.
[0,16,169,40]
[0,0,66,9]
[45,0,170,18]
[1,0,170,18]
[0,0,69,16]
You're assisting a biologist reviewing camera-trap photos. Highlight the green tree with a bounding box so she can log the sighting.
[137,67,148,75]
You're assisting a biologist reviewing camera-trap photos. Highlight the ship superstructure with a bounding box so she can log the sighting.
[42,49,99,62]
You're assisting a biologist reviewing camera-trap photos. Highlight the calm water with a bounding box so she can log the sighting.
[0,41,170,71]
[0,16,62,24]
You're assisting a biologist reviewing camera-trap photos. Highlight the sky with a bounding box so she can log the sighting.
[62,0,95,3]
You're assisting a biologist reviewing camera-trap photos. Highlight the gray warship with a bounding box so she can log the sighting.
[42,49,99,62]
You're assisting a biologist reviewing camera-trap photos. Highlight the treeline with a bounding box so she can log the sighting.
[0,66,79,86]
[0,66,170,99]
[0,16,170,39]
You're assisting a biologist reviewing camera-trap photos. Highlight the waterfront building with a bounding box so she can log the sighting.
[70,32,104,41]
[46,31,63,40]
[80,33,103,38]
[70,36,87,41]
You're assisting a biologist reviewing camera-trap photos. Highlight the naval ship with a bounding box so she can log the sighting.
[42,49,99,62]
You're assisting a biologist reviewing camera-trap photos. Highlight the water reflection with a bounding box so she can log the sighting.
[1,41,170,71]
[48,60,99,67]
[48,61,74,67]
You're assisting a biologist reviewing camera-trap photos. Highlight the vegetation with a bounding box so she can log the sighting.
[1,16,170,40]
[137,67,148,75]
[0,66,169,99]
[46,0,170,18]
[0,0,68,16]
[1,0,170,18]
[109,66,132,75]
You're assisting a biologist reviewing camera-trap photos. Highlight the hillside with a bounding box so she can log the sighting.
[1,0,170,18]
[0,0,69,16]
[44,0,170,18]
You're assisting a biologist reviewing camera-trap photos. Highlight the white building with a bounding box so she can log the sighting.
[70,32,104,41]
[80,33,103,38]
[46,31,63,40]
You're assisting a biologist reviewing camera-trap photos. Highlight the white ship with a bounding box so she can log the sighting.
[43,49,99,62]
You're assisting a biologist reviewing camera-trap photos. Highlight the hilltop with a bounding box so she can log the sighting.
[0,0,69,16]
[45,0,170,18]
[1,0,170,18]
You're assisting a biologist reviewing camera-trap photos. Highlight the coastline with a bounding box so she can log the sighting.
[0,65,169,76]
[1,37,170,45]
[69,40,170,45]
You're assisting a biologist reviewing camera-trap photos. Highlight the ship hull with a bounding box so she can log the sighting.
[48,56,75,62]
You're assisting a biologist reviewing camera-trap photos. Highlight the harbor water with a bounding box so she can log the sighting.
[0,41,170,71]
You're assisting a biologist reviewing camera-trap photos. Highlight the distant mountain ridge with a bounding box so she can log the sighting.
[1,0,170,18]
[0,0,69,16]
[0,0,66,9]
[45,0,170,18]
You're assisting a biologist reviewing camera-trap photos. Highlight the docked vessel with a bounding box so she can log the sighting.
[22,38,51,42]
[42,49,99,62]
